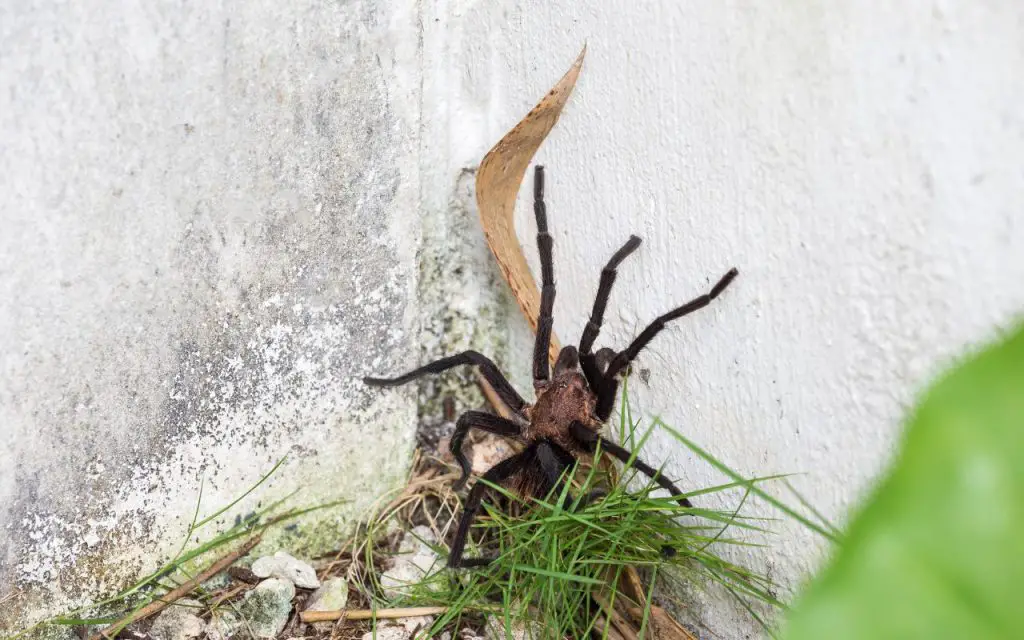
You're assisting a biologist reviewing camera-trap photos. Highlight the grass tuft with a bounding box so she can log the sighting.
[355,390,831,639]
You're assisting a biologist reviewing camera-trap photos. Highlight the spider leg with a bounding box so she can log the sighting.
[448,444,537,569]
[595,268,738,420]
[532,166,556,385]
[535,441,577,509]
[593,347,616,376]
[581,346,617,410]
[579,235,642,356]
[537,440,607,511]
[363,350,527,415]
[580,237,641,395]
[570,421,692,508]
[450,411,521,490]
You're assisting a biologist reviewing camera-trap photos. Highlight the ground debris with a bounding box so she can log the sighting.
[147,599,204,640]
[303,577,349,630]
[380,526,443,600]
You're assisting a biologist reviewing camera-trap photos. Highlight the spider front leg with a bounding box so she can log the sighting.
[532,165,556,386]
[448,444,537,569]
[578,235,641,398]
[363,349,527,416]
[595,267,738,421]
[579,235,642,356]
[570,421,692,508]
[450,411,522,490]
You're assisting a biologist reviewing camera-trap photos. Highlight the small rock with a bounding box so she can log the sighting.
[484,617,539,640]
[207,611,241,640]
[470,435,516,474]
[395,615,435,635]
[380,526,443,599]
[304,577,349,630]
[306,576,349,610]
[200,570,233,593]
[360,627,408,640]
[358,615,434,640]
[148,598,205,640]
[217,578,296,638]
[251,551,320,589]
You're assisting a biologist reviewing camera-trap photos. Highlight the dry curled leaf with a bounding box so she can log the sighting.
[476,46,586,365]
[627,606,699,640]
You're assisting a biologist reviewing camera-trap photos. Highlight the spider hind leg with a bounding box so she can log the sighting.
[448,444,536,569]
[363,349,528,415]
[450,411,521,490]
[569,421,693,508]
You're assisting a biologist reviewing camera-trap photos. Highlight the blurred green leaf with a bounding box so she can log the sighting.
[784,323,1024,639]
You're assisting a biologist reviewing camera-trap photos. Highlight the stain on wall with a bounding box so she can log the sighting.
[0,0,422,630]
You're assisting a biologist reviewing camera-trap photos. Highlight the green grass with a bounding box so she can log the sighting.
[358,386,836,639]
[9,382,837,640]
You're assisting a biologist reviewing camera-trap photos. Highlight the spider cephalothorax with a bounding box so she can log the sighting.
[364,166,738,568]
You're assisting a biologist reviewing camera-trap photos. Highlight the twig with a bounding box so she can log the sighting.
[476,373,514,419]
[592,594,639,640]
[302,605,486,623]
[91,535,262,640]
[209,583,248,609]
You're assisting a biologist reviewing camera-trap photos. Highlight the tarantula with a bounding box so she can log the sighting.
[364,166,738,568]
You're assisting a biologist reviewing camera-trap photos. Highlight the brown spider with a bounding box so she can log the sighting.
[364,166,738,568]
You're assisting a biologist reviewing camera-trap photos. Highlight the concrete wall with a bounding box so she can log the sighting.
[442,2,1024,634]
[0,0,425,629]
[3,0,1024,635]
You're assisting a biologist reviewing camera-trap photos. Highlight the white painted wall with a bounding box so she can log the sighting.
[3,0,1022,634]
[427,2,1024,634]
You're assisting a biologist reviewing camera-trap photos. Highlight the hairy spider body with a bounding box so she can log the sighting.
[525,360,597,454]
[364,166,738,568]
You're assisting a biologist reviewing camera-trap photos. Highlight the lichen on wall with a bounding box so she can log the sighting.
[413,169,520,427]
[0,0,423,631]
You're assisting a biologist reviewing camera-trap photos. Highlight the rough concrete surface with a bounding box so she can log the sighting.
[3,1,1024,637]
[0,0,422,630]
[445,2,1024,635]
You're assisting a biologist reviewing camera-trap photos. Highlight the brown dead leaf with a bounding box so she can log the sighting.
[594,615,629,640]
[476,46,586,365]
[620,565,649,608]
[593,594,640,640]
[627,606,699,640]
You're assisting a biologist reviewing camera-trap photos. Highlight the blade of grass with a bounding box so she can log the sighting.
[193,456,287,529]
[509,565,604,585]
[781,478,841,539]
[656,419,839,542]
